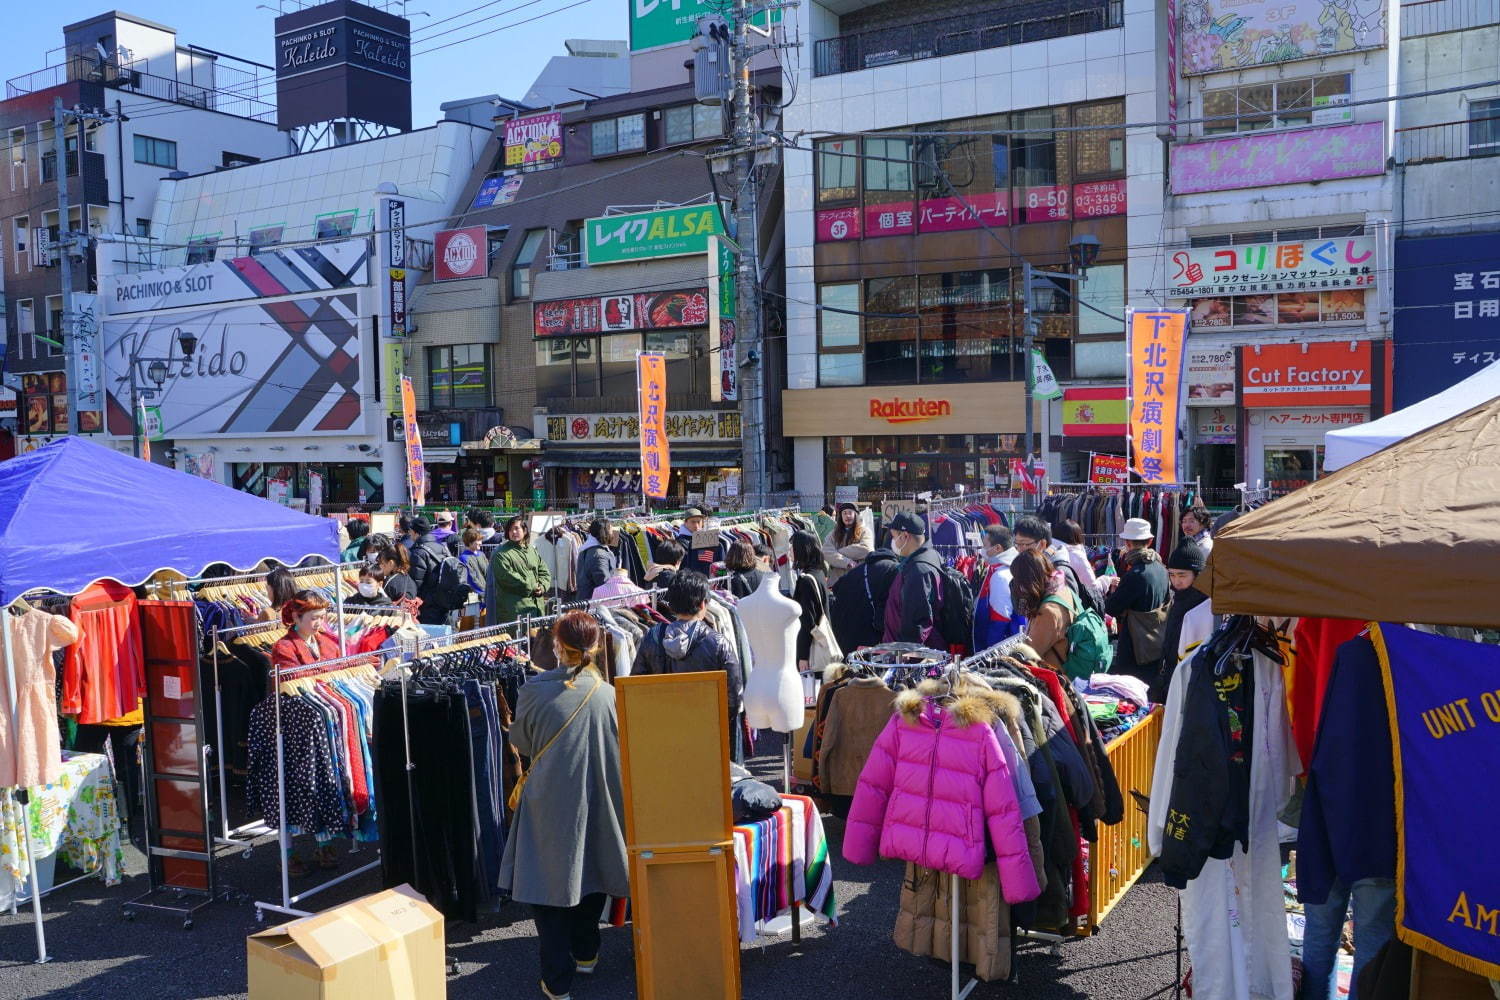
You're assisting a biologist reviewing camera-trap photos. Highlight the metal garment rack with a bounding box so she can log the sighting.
[252,647,388,924]
[208,605,409,855]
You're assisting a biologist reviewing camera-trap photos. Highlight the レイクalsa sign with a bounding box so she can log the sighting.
[584,205,724,266]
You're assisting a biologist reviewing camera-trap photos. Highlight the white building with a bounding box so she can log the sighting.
[779,0,1166,501]
[1158,0,1401,495]
[94,121,489,508]
[2,11,290,453]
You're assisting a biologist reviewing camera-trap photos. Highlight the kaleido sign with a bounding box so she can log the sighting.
[546,410,742,443]
[1169,236,1377,297]
[1171,122,1385,195]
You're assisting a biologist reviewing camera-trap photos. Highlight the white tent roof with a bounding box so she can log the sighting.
[1324,361,1500,471]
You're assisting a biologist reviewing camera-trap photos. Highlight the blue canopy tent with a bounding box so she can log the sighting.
[0,437,341,605]
[0,437,341,961]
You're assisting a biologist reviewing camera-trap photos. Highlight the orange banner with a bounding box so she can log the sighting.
[1128,309,1189,484]
[637,352,671,499]
[400,375,426,507]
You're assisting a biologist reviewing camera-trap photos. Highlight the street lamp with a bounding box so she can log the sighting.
[1020,235,1099,503]
[130,330,198,460]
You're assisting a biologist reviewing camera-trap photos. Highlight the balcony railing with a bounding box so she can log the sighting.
[7,62,276,124]
[1396,115,1500,164]
[813,0,1123,77]
[1400,0,1500,38]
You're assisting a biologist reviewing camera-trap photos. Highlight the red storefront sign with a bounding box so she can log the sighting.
[1018,185,1070,223]
[533,288,709,337]
[863,200,916,238]
[1073,179,1127,219]
[434,226,487,281]
[917,192,1010,232]
[815,207,861,242]
[1240,341,1374,408]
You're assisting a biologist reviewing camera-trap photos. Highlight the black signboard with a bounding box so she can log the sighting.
[273,1,412,133]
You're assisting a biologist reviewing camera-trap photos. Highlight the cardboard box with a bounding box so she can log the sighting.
[247,885,445,999]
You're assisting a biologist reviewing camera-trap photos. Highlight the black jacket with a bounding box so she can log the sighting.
[632,618,744,723]
[1159,622,1258,889]
[1154,586,1209,702]
[883,543,945,647]
[1105,553,1171,680]
[791,569,829,663]
[830,549,899,653]
[409,538,456,623]
[575,543,618,602]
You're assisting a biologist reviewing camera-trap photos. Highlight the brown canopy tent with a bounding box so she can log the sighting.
[1200,394,1500,626]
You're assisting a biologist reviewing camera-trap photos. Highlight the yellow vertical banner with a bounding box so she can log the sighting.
[637,352,671,499]
[400,375,426,506]
[1127,309,1190,484]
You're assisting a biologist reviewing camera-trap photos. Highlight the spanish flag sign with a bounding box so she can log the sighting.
[637,352,670,499]
[1127,309,1189,484]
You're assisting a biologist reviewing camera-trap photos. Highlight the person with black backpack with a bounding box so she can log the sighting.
[408,516,470,625]
[831,548,900,653]
[881,512,970,651]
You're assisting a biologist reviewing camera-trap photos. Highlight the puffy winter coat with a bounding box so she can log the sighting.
[631,618,744,725]
[843,680,1042,901]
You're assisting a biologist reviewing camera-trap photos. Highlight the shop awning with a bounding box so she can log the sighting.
[1201,395,1500,626]
[1324,360,1500,471]
[422,447,462,464]
[541,448,741,468]
[0,437,341,605]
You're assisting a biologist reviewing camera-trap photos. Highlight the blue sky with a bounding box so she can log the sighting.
[6,0,628,125]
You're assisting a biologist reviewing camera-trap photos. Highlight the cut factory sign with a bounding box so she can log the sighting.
[102,293,363,438]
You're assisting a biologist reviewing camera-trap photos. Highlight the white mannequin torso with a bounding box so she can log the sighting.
[738,572,804,732]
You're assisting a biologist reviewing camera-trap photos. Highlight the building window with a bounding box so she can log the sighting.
[134,218,152,239]
[1469,99,1500,157]
[825,434,1026,495]
[133,134,178,169]
[815,138,859,206]
[12,216,28,262]
[315,211,357,239]
[185,235,219,265]
[427,345,492,408]
[222,151,260,168]
[9,127,24,166]
[817,282,864,386]
[1202,74,1351,135]
[590,113,646,156]
[1188,223,1366,248]
[1073,102,1125,177]
[512,228,547,298]
[44,296,63,356]
[664,104,722,145]
[248,224,283,252]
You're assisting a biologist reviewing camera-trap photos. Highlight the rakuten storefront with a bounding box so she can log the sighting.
[781,382,1035,500]
[1239,340,1392,494]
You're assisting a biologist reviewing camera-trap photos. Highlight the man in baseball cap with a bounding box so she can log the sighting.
[882,512,948,649]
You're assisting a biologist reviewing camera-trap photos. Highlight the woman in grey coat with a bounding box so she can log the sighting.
[499,611,629,1000]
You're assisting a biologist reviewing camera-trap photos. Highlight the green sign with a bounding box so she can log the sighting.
[629,0,781,51]
[143,406,165,442]
[714,235,737,317]
[584,205,725,266]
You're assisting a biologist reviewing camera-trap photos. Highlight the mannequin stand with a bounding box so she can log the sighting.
[951,873,976,999]
[782,733,792,793]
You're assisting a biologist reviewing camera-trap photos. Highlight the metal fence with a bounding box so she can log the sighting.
[813,0,1124,77]
[1396,115,1500,164]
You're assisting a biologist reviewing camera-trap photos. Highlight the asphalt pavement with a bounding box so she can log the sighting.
[0,746,1184,1000]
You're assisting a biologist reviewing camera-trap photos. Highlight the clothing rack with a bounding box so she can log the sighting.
[253,647,385,925]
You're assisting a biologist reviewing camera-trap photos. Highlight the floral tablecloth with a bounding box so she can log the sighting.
[0,750,125,905]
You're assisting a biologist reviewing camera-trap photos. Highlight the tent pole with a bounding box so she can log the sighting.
[2,607,50,963]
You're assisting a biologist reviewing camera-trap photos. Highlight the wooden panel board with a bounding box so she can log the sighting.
[617,672,732,849]
[629,846,740,1000]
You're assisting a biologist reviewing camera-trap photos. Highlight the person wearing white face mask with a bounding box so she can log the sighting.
[880,512,948,649]
[345,566,387,606]
[973,523,1025,652]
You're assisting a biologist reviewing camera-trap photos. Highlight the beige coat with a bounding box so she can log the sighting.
[816,675,895,795]
[0,609,80,788]
[822,534,871,584]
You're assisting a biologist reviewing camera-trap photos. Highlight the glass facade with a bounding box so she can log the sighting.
[824,434,1030,493]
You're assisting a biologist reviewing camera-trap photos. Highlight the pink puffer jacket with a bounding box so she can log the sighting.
[842,680,1042,904]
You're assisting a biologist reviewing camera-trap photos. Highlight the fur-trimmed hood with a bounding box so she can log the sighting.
[895,678,1021,729]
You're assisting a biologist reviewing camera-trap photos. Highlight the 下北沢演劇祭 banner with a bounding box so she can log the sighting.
[1127,309,1189,484]
[637,352,671,499]
[102,292,363,438]
[401,375,426,508]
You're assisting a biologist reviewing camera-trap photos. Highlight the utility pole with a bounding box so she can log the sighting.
[53,98,78,434]
[52,99,123,436]
[729,0,766,510]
